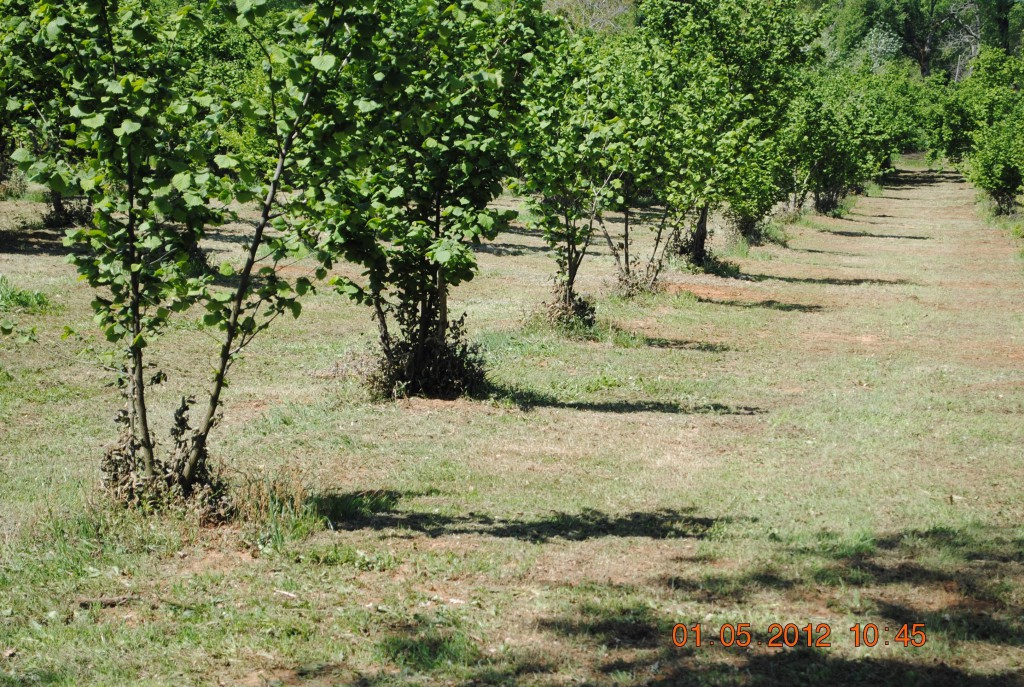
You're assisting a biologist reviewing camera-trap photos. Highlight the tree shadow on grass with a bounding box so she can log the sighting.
[201,224,254,248]
[820,229,931,241]
[645,650,1022,687]
[475,382,762,416]
[697,297,824,313]
[348,617,558,686]
[276,645,1020,687]
[745,272,911,286]
[643,337,732,352]
[310,493,727,542]
[0,222,72,256]
[271,650,1022,687]
[792,247,861,257]
[257,522,1023,686]
[658,524,1024,650]
[546,400,764,415]
[663,566,798,604]
[532,583,1022,686]
[473,241,552,257]
[538,598,668,650]
[885,170,961,189]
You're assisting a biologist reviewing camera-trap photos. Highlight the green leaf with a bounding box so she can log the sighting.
[81,114,106,128]
[214,154,239,169]
[171,172,192,192]
[219,262,235,277]
[311,54,337,72]
[45,18,66,41]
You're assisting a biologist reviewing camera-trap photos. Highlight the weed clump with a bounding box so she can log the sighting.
[0,169,28,200]
[614,270,662,299]
[365,316,487,401]
[545,282,596,329]
[234,466,326,553]
[100,400,232,524]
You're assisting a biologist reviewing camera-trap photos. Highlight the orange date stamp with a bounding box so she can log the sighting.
[672,622,927,648]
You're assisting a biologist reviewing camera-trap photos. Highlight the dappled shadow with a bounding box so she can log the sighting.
[494,223,539,238]
[0,222,72,256]
[312,494,724,542]
[539,599,667,649]
[201,225,253,248]
[658,524,1024,651]
[884,169,960,189]
[697,297,823,313]
[821,229,931,240]
[264,648,1021,687]
[252,521,1022,686]
[646,650,1023,687]
[275,646,1021,687]
[663,566,798,604]
[536,579,1023,686]
[473,241,551,257]
[746,272,910,286]
[601,207,669,229]
[0,670,70,686]
[877,599,1023,647]
[347,616,557,686]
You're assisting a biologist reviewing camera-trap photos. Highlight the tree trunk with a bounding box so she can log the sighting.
[50,191,66,224]
[689,205,710,265]
[125,174,155,480]
[623,207,630,278]
[433,198,446,341]
[996,7,1011,51]
[182,126,295,487]
[130,344,155,480]
[436,268,447,341]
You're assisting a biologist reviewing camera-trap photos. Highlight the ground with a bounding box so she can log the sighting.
[0,158,1022,686]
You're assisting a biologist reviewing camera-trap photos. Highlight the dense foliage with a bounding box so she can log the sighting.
[930,48,1024,213]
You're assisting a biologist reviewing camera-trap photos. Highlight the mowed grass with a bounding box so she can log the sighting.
[1,161,1023,686]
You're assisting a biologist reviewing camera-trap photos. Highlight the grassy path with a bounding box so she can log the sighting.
[0,162,1022,685]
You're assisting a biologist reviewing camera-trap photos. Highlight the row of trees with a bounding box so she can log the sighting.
[517,0,928,319]
[929,48,1024,213]
[0,0,932,506]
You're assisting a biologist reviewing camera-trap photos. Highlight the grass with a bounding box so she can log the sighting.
[1,165,1023,685]
[0,274,51,314]
[862,181,885,198]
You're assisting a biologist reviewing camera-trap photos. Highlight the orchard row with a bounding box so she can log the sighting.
[0,0,1016,506]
